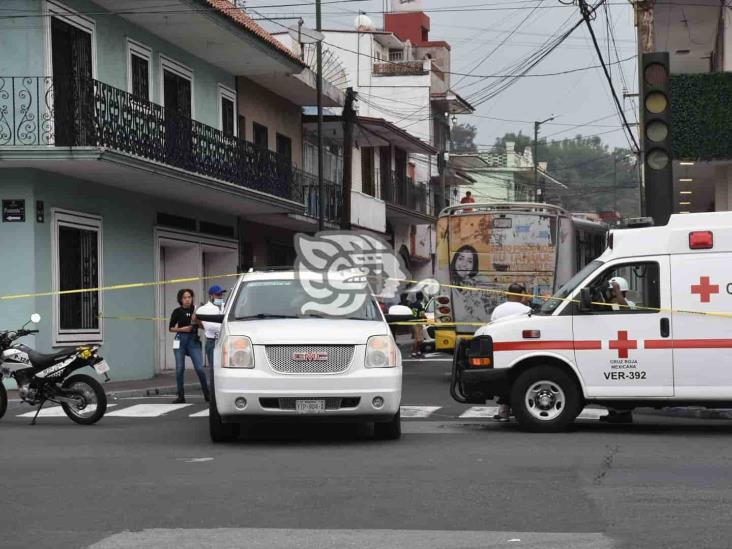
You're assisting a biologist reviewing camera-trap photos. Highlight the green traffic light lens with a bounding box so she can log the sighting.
[647,149,669,170]
[645,92,668,114]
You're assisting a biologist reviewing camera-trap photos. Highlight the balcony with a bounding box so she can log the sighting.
[363,170,434,224]
[299,168,342,224]
[372,60,428,77]
[0,76,302,205]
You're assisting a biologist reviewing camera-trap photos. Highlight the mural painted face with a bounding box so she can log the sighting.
[453,251,475,278]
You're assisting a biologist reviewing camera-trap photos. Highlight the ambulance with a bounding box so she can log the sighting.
[451,212,732,432]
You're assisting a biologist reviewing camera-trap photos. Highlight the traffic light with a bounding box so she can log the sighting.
[641,52,673,225]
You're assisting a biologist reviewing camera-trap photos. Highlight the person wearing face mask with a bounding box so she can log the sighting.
[196,285,226,369]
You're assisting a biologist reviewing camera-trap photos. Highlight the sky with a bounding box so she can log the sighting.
[245,0,640,152]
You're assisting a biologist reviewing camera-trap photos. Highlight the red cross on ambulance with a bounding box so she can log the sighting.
[691,276,720,303]
[609,330,637,359]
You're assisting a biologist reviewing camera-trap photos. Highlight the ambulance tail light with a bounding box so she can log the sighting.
[466,335,494,369]
[689,231,713,250]
[437,296,450,305]
[608,232,614,249]
[438,306,451,315]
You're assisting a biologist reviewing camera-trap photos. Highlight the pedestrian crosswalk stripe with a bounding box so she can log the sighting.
[459,406,500,418]
[106,403,192,417]
[400,406,441,418]
[17,404,117,418]
[13,402,611,421]
[577,408,608,420]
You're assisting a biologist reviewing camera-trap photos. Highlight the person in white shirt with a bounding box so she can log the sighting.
[197,285,226,368]
[490,283,532,322]
[490,283,532,422]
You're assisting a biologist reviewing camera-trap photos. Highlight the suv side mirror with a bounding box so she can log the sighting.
[579,288,592,312]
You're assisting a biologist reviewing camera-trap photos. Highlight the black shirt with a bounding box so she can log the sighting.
[169,306,195,330]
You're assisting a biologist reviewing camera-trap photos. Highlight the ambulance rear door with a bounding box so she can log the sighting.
[670,251,732,398]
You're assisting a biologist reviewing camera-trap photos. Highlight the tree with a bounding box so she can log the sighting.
[451,123,478,153]
[493,132,641,218]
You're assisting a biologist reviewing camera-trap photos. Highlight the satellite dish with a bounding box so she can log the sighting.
[288,23,323,45]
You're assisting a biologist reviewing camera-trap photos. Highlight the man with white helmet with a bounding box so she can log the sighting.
[607,276,636,311]
[600,275,636,424]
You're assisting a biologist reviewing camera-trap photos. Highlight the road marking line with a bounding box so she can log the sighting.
[403,358,452,363]
[189,408,209,417]
[459,406,500,418]
[400,405,441,418]
[106,403,192,417]
[17,404,117,418]
[577,407,608,420]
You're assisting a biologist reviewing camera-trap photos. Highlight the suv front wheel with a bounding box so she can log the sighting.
[374,409,401,440]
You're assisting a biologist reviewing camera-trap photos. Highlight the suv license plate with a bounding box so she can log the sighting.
[295,400,326,414]
[94,360,111,375]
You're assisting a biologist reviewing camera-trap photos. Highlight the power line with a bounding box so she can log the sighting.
[577,0,640,153]
[452,0,545,88]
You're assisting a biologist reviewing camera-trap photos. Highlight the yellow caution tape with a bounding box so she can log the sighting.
[3,270,732,321]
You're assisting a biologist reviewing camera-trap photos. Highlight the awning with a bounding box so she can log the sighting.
[431,90,475,115]
[88,0,304,76]
[302,116,437,154]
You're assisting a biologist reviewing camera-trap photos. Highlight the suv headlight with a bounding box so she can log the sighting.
[222,336,254,369]
[365,335,397,368]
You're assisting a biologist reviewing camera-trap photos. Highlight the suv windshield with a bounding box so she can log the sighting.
[230,279,382,321]
[539,260,603,315]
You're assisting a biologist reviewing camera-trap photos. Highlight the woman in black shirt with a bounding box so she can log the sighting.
[169,288,209,403]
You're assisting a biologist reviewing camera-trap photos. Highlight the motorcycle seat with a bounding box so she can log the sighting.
[27,347,78,369]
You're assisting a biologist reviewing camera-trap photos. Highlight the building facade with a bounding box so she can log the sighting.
[0,0,343,380]
[636,0,732,214]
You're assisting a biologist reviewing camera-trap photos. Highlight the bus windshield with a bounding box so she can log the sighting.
[539,260,603,315]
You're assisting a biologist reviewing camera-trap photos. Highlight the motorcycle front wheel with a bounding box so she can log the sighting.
[61,374,107,425]
[0,381,7,420]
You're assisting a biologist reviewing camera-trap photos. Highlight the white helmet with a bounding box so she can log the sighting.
[608,276,629,293]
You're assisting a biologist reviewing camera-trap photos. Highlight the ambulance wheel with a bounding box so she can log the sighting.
[511,366,582,432]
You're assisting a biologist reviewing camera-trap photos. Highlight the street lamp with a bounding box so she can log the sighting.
[534,115,555,202]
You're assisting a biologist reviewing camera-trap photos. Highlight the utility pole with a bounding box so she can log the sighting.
[613,153,618,215]
[533,115,554,203]
[316,0,325,231]
[341,87,357,230]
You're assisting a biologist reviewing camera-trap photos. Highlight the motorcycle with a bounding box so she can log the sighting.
[0,314,111,425]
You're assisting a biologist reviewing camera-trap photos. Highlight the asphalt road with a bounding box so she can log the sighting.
[2,357,732,549]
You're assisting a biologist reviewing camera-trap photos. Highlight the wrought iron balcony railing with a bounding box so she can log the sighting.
[299,169,342,224]
[368,170,432,216]
[0,76,302,202]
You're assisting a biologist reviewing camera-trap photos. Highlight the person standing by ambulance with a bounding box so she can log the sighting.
[196,285,226,369]
[490,283,531,421]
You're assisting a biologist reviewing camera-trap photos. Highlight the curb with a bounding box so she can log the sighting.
[106,383,201,399]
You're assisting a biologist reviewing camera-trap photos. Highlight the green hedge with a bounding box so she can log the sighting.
[670,72,732,160]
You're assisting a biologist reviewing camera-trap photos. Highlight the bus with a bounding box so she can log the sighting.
[431,202,606,352]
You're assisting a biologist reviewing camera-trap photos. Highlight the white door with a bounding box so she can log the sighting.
[671,252,732,398]
[572,256,674,397]
[203,246,238,301]
[160,242,202,371]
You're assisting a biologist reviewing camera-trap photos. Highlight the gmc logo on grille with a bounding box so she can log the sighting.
[292,351,329,362]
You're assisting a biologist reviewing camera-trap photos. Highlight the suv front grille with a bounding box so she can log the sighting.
[264,345,355,374]
[259,397,361,410]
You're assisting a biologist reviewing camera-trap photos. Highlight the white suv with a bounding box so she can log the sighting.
[198,271,411,442]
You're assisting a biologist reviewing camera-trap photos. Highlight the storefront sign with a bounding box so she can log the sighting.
[2,199,25,222]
